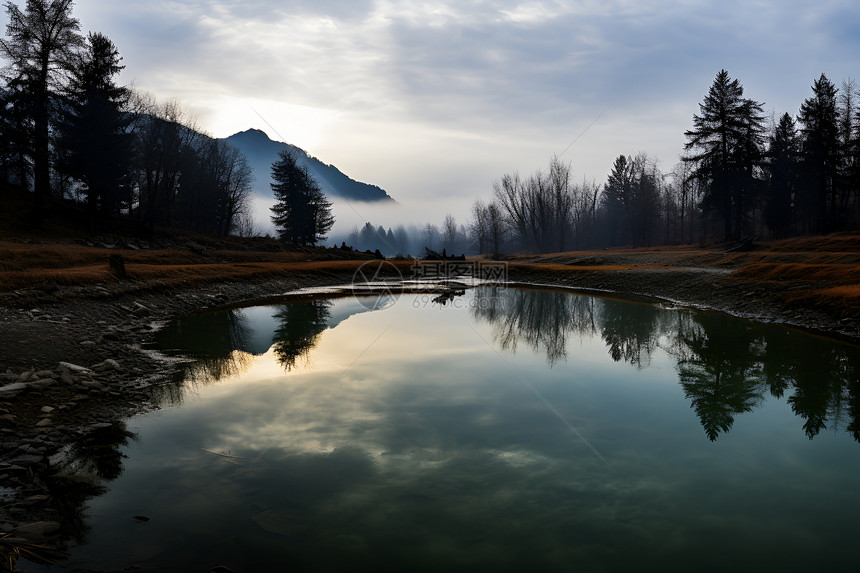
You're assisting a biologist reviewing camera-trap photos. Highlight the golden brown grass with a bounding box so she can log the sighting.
[9,216,860,323]
[0,239,417,292]
[733,262,860,283]
[507,262,671,273]
[499,236,860,320]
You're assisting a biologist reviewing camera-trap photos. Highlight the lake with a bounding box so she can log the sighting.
[28,287,860,572]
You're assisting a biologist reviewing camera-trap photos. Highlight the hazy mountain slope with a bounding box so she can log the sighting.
[223,128,394,203]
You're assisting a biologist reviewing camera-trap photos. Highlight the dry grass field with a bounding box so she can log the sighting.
[4,186,860,322]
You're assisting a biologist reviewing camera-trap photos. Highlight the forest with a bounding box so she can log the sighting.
[331,69,860,257]
[0,0,257,237]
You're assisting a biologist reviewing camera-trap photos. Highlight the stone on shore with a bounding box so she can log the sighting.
[92,359,122,372]
[30,378,56,389]
[58,362,92,374]
[0,382,28,394]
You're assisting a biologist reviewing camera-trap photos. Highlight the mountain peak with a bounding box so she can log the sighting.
[222,130,395,203]
[229,128,279,144]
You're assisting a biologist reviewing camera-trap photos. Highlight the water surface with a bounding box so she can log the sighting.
[36,288,860,572]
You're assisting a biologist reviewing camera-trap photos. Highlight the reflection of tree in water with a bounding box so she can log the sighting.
[673,314,765,441]
[599,299,664,368]
[152,309,257,405]
[47,421,138,543]
[471,287,597,366]
[152,300,336,406]
[473,287,669,368]
[667,312,860,442]
[157,308,252,358]
[151,350,257,407]
[59,421,138,480]
[473,287,860,443]
[272,300,333,370]
[758,329,860,440]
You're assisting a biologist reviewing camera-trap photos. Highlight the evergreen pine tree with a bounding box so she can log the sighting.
[764,113,800,237]
[798,73,841,231]
[55,32,132,225]
[684,70,765,240]
[600,154,633,246]
[269,149,334,246]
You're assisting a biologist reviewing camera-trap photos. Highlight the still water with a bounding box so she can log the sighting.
[34,288,860,572]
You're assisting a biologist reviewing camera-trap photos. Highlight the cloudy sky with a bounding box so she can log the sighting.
[7,1,860,222]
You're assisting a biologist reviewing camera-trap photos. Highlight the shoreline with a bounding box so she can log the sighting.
[1,263,859,559]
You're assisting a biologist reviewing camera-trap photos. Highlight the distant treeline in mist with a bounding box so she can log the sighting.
[0,0,256,236]
[331,215,474,258]
[353,69,860,257]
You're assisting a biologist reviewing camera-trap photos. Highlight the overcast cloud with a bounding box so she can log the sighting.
[5,0,860,223]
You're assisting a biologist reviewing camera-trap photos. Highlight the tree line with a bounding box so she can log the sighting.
[0,0,256,236]
[272,66,860,257]
[467,69,860,253]
[339,215,473,258]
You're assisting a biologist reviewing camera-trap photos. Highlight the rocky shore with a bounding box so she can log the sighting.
[0,272,367,567]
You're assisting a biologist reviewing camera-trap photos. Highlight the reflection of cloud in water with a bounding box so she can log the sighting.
[183,372,858,570]
[74,290,860,570]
